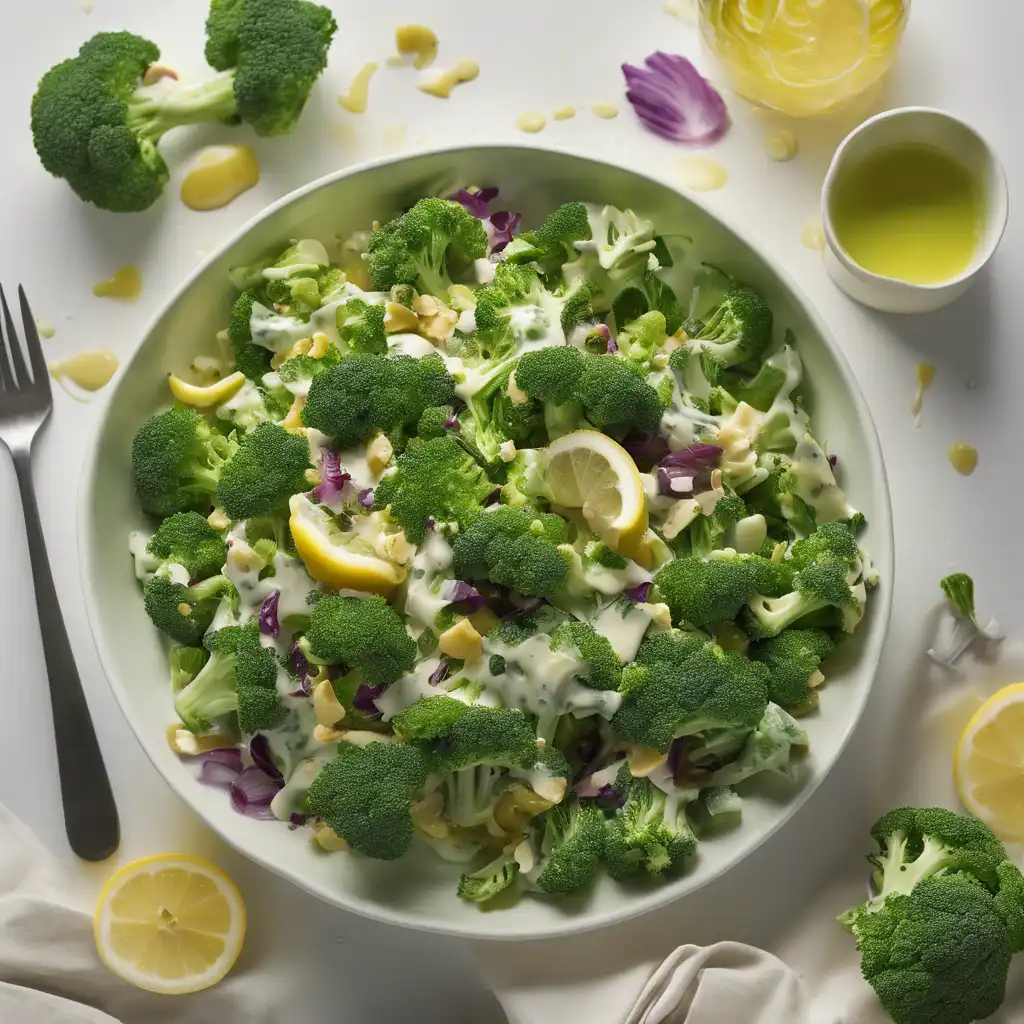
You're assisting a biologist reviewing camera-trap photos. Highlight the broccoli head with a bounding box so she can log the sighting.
[611,630,770,751]
[301,353,456,450]
[146,511,226,580]
[577,355,663,438]
[307,740,428,860]
[515,346,585,407]
[366,198,488,298]
[749,628,835,712]
[391,695,472,742]
[216,422,311,520]
[227,291,272,380]
[473,263,557,359]
[143,572,235,646]
[372,437,495,543]
[684,280,773,383]
[304,595,416,686]
[452,505,569,599]
[682,495,747,558]
[549,620,622,692]
[605,764,698,880]
[336,297,387,355]
[458,854,521,905]
[616,310,668,371]
[524,799,605,895]
[132,407,237,516]
[506,201,591,268]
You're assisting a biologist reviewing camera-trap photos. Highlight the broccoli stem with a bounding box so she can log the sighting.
[128,71,238,142]
[447,765,501,827]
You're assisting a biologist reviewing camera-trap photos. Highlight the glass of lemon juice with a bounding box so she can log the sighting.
[698,0,910,117]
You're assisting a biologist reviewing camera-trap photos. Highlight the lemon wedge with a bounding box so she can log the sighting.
[168,371,246,408]
[289,493,407,594]
[545,430,649,566]
[954,683,1024,840]
[93,854,246,995]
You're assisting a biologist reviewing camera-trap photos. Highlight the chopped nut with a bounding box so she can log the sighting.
[366,432,394,474]
[513,839,535,874]
[412,294,440,317]
[645,602,673,633]
[417,305,458,344]
[313,680,346,728]
[651,353,669,370]
[710,468,723,491]
[313,723,346,744]
[499,439,517,462]
[339,730,399,747]
[207,507,231,531]
[282,395,306,430]
[771,541,788,564]
[492,784,552,835]
[227,539,264,574]
[661,497,701,540]
[314,823,349,851]
[308,332,331,358]
[808,669,826,690]
[384,300,419,334]
[166,725,231,755]
[439,617,483,660]
[142,63,179,85]
[628,746,667,778]
[378,529,414,565]
[529,774,567,804]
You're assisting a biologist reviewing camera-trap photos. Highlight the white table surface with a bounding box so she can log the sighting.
[1,2,1022,1021]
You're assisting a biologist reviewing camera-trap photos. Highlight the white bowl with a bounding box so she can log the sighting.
[80,145,893,940]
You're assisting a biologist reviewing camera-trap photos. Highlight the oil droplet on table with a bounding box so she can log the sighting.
[552,106,576,121]
[338,62,377,114]
[36,321,56,339]
[948,442,978,476]
[911,362,935,418]
[766,128,798,162]
[418,59,479,98]
[801,218,825,252]
[393,24,438,69]
[92,266,141,301]
[180,145,259,212]
[677,156,728,192]
[516,111,547,134]
[591,102,619,120]
[50,350,118,393]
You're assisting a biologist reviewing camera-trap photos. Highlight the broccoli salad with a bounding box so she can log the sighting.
[129,188,875,907]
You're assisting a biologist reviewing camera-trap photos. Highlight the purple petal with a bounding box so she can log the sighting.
[828,454,838,469]
[289,812,309,830]
[488,210,522,254]
[439,580,486,613]
[658,443,723,469]
[655,444,722,495]
[196,748,244,787]
[358,487,375,510]
[656,465,698,496]
[353,683,386,716]
[290,642,311,682]
[249,734,283,781]
[443,412,462,432]
[258,590,281,636]
[623,52,730,145]
[313,447,350,506]
[452,187,494,219]
[595,784,627,811]
[626,581,653,603]
[429,659,452,686]
[230,765,283,820]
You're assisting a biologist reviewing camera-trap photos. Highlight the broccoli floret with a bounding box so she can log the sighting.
[616,310,668,371]
[307,740,428,860]
[391,695,471,741]
[336,297,386,355]
[749,628,835,712]
[169,645,208,691]
[506,201,591,268]
[515,346,585,406]
[216,422,311,520]
[373,437,495,543]
[605,764,698,879]
[31,4,335,212]
[524,799,605,895]
[490,390,546,450]
[415,404,455,439]
[474,263,557,360]
[706,702,808,786]
[366,198,488,298]
[227,291,272,380]
[684,495,747,558]
[577,355,663,438]
[683,279,774,383]
[719,361,790,413]
[550,620,622,692]
[838,807,1024,1024]
[559,278,600,335]
[277,344,342,385]
[173,622,281,733]
[143,572,235,645]
[132,408,237,516]
[653,552,792,629]
[740,521,865,638]
[452,505,569,598]
[741,455,817,540]
[458,853,521,905]
[302,353,456,449]
[304,595,416,686]
[611,630,770,751]
[146,511,226,580]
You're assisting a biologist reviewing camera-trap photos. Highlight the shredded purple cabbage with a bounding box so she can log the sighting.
[828,454,838,469]
[595,784,627,811]
[440,579,486,613]
[249,734,283,781]
[443,412,462,432]
[484,486,502,506]
[313,447,350,505]
[488,210,522,253]
[656,466,697,496]
[288,812,309,830]
[428,659,451,687]
[450,187,522,254]
[623,52,730,145]
[654,444,722,495]
[258,590,281,636]
[230,765,283,820]
[196,748,244,787]
[622,434,671,468]
[452,187,498,218]
[357,487,375,510]
[626,581,654,603]
[353,683,386,716]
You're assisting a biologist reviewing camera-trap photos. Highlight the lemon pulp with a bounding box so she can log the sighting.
[699,0,909,117]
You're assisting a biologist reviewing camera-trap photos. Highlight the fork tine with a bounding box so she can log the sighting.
[0,286,28,387]
[0,301,12,393]
[18,287,49,386]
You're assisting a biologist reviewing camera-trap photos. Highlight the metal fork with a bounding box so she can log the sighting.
[0,286,119,861]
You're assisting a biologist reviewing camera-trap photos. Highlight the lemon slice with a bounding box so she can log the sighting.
[955,683,1024,840]
[289,493,407,594]
[545,430,649,566]
[93,854,246,995]
[168,371,246,408]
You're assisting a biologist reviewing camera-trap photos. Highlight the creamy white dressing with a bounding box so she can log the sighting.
[128,530,160,579]
[400,531,454,633]
[473,258,497,284]
[789,435,854,523]
[162,562,191,586]
[455,310,476,334]
[215,380,273,430]
[263,369,311,399]
[646,761,700,823]
[248,302,312,353]
[591,600,655,662]
[716,402,767,492]
[375,657,487,720]
[387,333,437,359]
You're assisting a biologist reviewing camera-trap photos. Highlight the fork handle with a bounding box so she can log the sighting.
[12,451,119,861]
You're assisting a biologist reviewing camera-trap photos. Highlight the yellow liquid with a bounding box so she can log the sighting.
[699,0,908,117]
[92,265,142,301]
[830,145,983,285]
[180,145,259,211]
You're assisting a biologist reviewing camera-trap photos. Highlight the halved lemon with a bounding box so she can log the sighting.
[93,854,246,995]
[954,683,1024,840]
[289,493,406,594]
[168,371,246,408]
[545,430,650,566]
